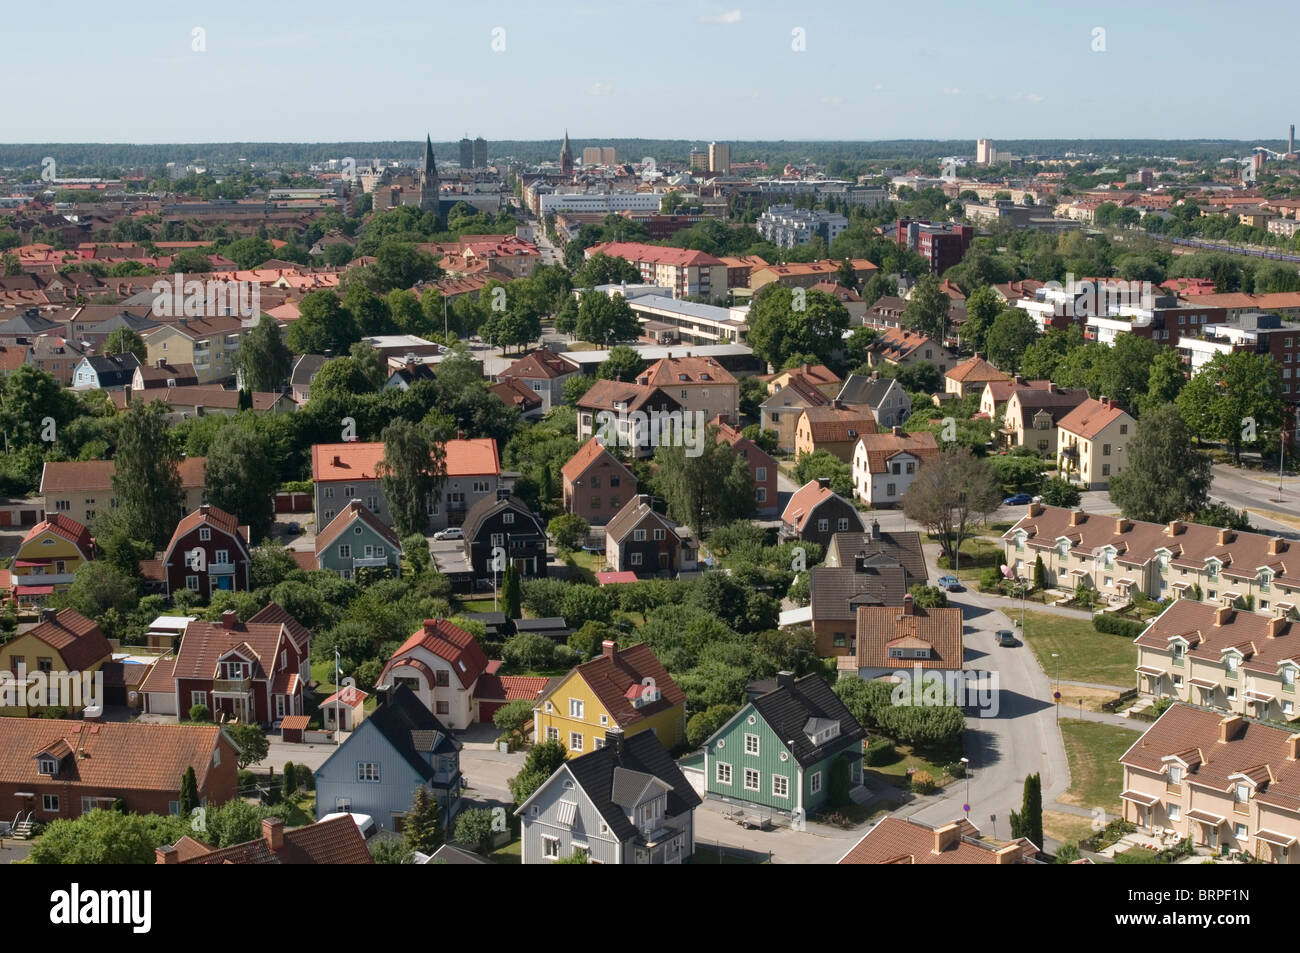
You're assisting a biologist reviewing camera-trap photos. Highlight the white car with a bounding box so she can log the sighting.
[433,527,464,541]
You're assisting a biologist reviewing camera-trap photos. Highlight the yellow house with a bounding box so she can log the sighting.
[1057,396,1135,490]
[533,641,685,756]
[10,514,96,608]
[142,316,247,384]
[0,608,111,714]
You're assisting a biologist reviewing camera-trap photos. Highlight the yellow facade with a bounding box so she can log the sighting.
[534,670,685,757]
[12,529,91,596]
[0,630,108,714]
[145,324,246,384]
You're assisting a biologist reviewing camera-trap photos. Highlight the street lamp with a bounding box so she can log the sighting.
[1051,652,1061,721]
[960,756,970,816]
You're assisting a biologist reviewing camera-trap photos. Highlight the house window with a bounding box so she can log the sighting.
[1168,803,1181,822]
[214,549,229,565]
[569,699,584,719]
[569,732,583,752]
[435,670,450,688]
[743,768,760,791]
[630,553,643,566]
[358,762,380,782]
[756,467,766,481]
[338,544,351,558]
[38,757,56,775]
[756,487,767,503]
[1234,823,1248,840]
[436,701,449,715]
[772,775,789,798]
[716,762,732,784]
[542,836,561,859]
[504,512,515,525]
[817,519,828,533]
[546,727,559,742]
[186,575,200,591]
[810,771,823,795]
[191,691,207,709]
[887,483,896,497]
[744,733,760,756]
[199,527,211,541]
[1168,764,1182,784]
[634,529,646,542]
[653,528,666,541]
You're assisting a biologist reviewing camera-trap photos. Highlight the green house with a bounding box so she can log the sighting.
[703,672,865,821]
[314,500,403,581]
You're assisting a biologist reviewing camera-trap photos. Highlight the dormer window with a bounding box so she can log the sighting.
[1168,764,1183,784]
[38,756,57,775]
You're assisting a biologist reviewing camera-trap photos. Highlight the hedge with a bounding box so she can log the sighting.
[1093,613,1145,637]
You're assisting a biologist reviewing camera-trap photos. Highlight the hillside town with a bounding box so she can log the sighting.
[1,17,1298,918]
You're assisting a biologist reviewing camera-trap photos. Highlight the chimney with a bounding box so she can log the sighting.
[1014,375,1024,385]
[1288,733,1300,762]
[1217,528,1233,545]
[333,454,342,466]
[156,358,167,368]
[932,821,962,854]
[1269,537,1285,555]
[994,844,1022,864]
[871,519,881,540]
[816,477,831,490]
[605,726,625,758]
[601,639,617,660]
[892,425,902,436]
[1068,509,1085,527]
[41,607,58,624]
[776,671,794,690]
[1167,520,1185,536]
[1028,502,1044,517]
[902,593,915,615]
[221,609,237,630]
[1214,605,1233,627]
[262,817,285,851]
[832,398,845,410]
[1114,517,1131,534]
[1218,714,1244,744]
[1269,615,1285,639]
[155,845,179,865]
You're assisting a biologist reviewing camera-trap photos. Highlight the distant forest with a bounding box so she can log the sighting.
[0,138,1289,172]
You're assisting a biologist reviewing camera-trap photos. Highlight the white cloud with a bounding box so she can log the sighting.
[1026,92,1046,103]
[589,83,614,96]
[942,87,962,96]
[698,9,742,23]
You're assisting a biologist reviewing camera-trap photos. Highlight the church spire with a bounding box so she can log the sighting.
[559,129,573,173]
[423,133,437,177]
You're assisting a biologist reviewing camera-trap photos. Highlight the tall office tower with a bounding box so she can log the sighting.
[976,139,993,165]
[689,146,708,171]
[708,141,730,174]
[473,137,487,168]
[459,138,473,168]
[582,146,603,165]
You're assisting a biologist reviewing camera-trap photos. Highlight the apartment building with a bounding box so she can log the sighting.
[999,382,1090,455]
[1120,704,1300,861]
[40,458,207,528]
[755,206,849,249]
[143,316,246,384]
[794,401,879,462]
[583,242,726,300]
[636,354,738,424]
[1056,397,1134,489]
[943,353,1009,398]
[864,327,957,375]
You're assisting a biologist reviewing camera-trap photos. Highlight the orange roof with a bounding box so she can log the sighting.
[312,439,499,482]
[946,354,1010,384]
[382,618,488,690]
[22,609,111,671]
[40,457,206,493]
[22,513,93,554]
[587,241,723,268]
[781,480,844,532]
[1057,397,1131,439]
[839,817,1037,865]
[561,436,628,484]
[854,430,941,474]
[637,355,736,387]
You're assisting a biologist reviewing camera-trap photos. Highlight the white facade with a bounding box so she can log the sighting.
[380,645,476,730]
[851,444,924,507]
[538,190,665,215]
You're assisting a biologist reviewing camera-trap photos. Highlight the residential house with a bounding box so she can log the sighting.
[760,376,830,454]
[158,815,372,865]
[132,360,199,391]
[838,816,1040,864]
[850,428,941,507]
[576,380,684,459]
[498,347,578,413]
[375,618,490,729]
[142,316,247,384]
[462,491,549,584]
[604,495,699,576]
[0,609,111,715]
[794,401,879,462]
[319,684,369,733]
[561,436,638,526]
[315,500,403,580]
[762,363,841,397]
[1057,396,1134,489]
[314,684,463,830]
[160,503,252,599]
[711,416,778,517]
[1119,703,1300,861]
[289,353,328,405]
[489,377,544,419]
[824,524,929,580]
[147,385,295,422]
[703,672,866,822]
[836,373,912,429]
[9,515,96,607]
[865,327,957,375]
[807,563,909,656]
[844,595,965,679]
[749,259,878,292]
[780,478,865,552]
[154,609,307,724]
[533,640,686,756]
[944,353,1010,398]
[517,728,699,863]
[71,352,141,391]
[1000,503,1300,612]
[40,457,207,529]
[1134,601,1300,720]
[0,718,237,824]
[636,354,739,425]
[999,382,1090,455]
[384,360,436,391]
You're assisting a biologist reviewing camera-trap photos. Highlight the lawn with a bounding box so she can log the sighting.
[934,537,1004,580]
[310,659,338,696]
[563,549,606,584]
[1043,809,1099,847]
[866,741,958,790]
[1020,611,1138,688]
[1057,718,1141,817]
[487,839,521,864]
[456,597,500,615]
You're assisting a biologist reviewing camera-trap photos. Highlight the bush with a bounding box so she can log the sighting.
[502,631,556,671]
[686,703,739,749]
[1039,477,1081,508]
[864,737,895,766]
[1054,842,1081,864]
[909,769,937,794]
[189,703,210,722]
[1094,613,1145,637]
[908,584,948,609]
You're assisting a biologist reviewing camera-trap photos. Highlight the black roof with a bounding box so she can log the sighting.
[84,352,141,387]
[826,529,928,583]
[564,731,702,843]
[809,565,909,620]
[365,684,460,782]
[461,493,546,545]
[751,674,866,768]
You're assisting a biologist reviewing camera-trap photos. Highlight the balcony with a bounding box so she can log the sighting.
[209,561,236,574]
[212,677,252,696]
[353,556,390,569]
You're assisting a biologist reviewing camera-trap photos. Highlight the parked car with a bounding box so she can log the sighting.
[433,527,464,541]
[995,629,1018,647]
[286,522,302,536]
[1003,493,1034,506]
[937,574,962,591]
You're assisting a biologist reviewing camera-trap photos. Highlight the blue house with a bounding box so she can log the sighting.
[314,499,403,580]
[314,684,463,832]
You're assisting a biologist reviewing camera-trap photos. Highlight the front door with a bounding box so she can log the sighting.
[217,575,233,591]
[1205,824,1217,849]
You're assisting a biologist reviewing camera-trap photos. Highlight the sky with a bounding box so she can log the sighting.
[3,0,1297,143]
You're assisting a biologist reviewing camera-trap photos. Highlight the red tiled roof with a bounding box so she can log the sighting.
[311,438,499,482]
[854,430,941,474]
[22,513,93,555]
[383,619,488,690]
[854,603,964,670]
[501,347,574,381]
[561,436,632,484]
[587,241,723,268]
[839,817,1037,864]
[558,643,684,728]
[22,609,111,672]
[1057,397,1131,439]
[315,500,402,554]
[40,457,205,493]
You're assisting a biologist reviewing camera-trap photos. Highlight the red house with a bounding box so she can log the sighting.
[711,416,778,518]
[561,436,639,526]
[161,504,252,599]
[158,609,307,724]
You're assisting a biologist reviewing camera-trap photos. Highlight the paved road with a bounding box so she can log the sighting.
[1210,464,1300,533]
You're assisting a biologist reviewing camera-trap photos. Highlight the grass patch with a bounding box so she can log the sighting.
[692,844,771,864]
[456,597,501,615]
[1057,718,1140,816]
[1021,610,1137,687]
[310,659,338,696]
[866,742,956,789]
[935,538,1004,579]
[562,549,605,584]
[1043,809,1098,846]
[487,839,521,864]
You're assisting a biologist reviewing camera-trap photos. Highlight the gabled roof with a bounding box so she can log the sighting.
[1134,601,1300,677]
[637,355,736,387]
[165,504,250,555]
[548,730,701,843]
[561,436,635,485]
[781,480,861,533]
[247,602,311,652]
[489,377,543,412]
[839,816,1038,865]
[133,362,198,387]
[576,379,682,415]
[311,438,499,482]
[747,674,866,767]
[604,495,683,545]
[546,643,685,728]
[586,241,723,268]
[854,602,965,670]
[461,494,545,546]
[836,373,899,408]
[946,354,1010,385]
[172,815,372,865]
[853,430,941,474]
[22,513,94,557]
[79,352,141,387]
[501,347,575,380]
[174,615,288,681]
[761,375,831,410]
[826,529,928,583]
[315,500,403,555]
[1057,397,1132,439]
[382,619,489,690]
[290,353,328,386]
[799,403,879,443]
[21,609,111,672]
[362,683,460,782]
[810,565,909,620]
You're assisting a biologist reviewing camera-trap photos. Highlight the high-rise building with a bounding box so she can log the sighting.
[582,147,603,166]
[689,146,708,171]
[459,138,473,168]
[708,142,730,175]
[976,139,993,165]
[473,137,487,168]
[601,147,616,164]
[559,130,573,174]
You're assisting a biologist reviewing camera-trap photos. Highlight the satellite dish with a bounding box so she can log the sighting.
[128,691,138,703]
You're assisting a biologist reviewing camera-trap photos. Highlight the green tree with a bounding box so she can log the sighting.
[572,252,639,288]
[547,512,589,552]
[502,563,523,620]
[103,327,147,361]
[598,344,645,382]
[901,273,950,342]
[747,285,850,370]
[960,285,1002,355]
[233,314,292,392]
[1039,476,1081,508]
[226,723,270,768]
[508,738,568,805]
[492,698,535,742]
[686,703,741,748]
[1009,772,1043,849]
[503,631,555,670]
[1177,350,1283,464]
[286,290,358,354]
[378,419,445,536]
[0,364,78,451]
[1141,347,1186,416]
[984,309,1038,374]
[902,446,1002,563]
[654,428,755,534]
[574,292,640,345]
[51,560,138,622]
[29,810,189,865]
[283,761,298,797]
[1110,402,1212,523]
[205,425,277,543]
[112,399,185,547]
[404,786,444,853]
[453,807,497,853]
[179,766,199,815]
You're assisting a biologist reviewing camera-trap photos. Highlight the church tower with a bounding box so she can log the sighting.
[559,129,573,174]
[419,134,440,212]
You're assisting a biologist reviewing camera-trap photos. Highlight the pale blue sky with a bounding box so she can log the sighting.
[3,0,1295,143]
